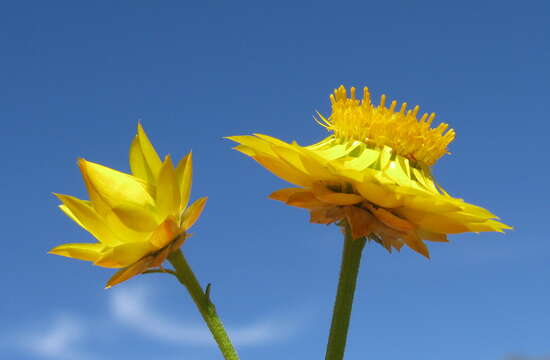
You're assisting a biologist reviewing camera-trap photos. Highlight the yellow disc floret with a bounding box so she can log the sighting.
[317,85,455,166]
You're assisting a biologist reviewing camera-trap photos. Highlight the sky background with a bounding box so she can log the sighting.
[1,1,549,359]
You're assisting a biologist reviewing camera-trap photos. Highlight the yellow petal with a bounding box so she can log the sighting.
[226,135,278,156]
[95,241,154,268]
[270,146,309,175]
[467,220,512,233]
[253,154,312,187]
[55,194,121,245]
[444,210,498,224]
[89,248,119,268]
[148,217,180,249]
[156,155,180,219]
[395,207,469,234]
[312,143,348,161]
[59,204,84,228]
[112,202,159,232]
[311,182,363,205]
[137,123,162,178]
[181,197,207,230]
[329,162,365,183]
[411,167,439,194]
[129,136,155,184]
[49,243,105,263]
[105,256,154,288]
[175,152,192,211]
[403,195,462,213]
[355,181,404,208]
[397,156,411,179]
[232,145,257,157]
[383,159,413,187]
[79,159,156,210]
[459,202,500,219]
[292,148,337,181]
[305,136,335,151]
[253,133,296,148]
[102,209,151,243]
[79,159,113,217]
[381,146,395,168]
[343,147,380,172]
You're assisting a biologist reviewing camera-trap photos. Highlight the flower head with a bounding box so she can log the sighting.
[228,85,510,257]
[50,124,207,287]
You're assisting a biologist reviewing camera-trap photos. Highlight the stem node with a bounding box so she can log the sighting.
[168,250,239,360]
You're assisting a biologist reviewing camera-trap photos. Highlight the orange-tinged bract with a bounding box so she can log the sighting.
[50,124,207,287]
[228,85,511,257]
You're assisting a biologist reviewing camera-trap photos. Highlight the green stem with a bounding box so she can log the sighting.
[325,223,367,360]
[168,249,239,360]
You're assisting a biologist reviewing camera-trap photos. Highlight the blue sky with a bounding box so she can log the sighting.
[1,1,549,359]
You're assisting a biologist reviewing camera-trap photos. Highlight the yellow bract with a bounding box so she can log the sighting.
[50,124,207,288]
[228,86,511,258]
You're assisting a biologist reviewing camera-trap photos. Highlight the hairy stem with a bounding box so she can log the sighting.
[168,249,239,360]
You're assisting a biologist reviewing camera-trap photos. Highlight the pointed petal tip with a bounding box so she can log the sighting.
[162,154,175,167]
[180,197,208,230]
[224,136,243,143]
[77,158,89,171]
[48,246,63,255]
[420,249,431,259]
[48,248,72,258]
[53,193,81,202]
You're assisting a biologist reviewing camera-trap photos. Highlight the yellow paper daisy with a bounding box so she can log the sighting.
[228,85,510,257]
[50,124,207,287]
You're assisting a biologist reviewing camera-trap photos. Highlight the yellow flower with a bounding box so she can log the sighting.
[228,85,511,258]
[50,124,207,288]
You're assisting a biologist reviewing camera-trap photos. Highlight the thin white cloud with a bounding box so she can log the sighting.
[8,313,94,360]
[3,285,310,359]
[109,285,307,347]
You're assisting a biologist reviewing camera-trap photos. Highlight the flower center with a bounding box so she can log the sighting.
[317,85,455,166]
